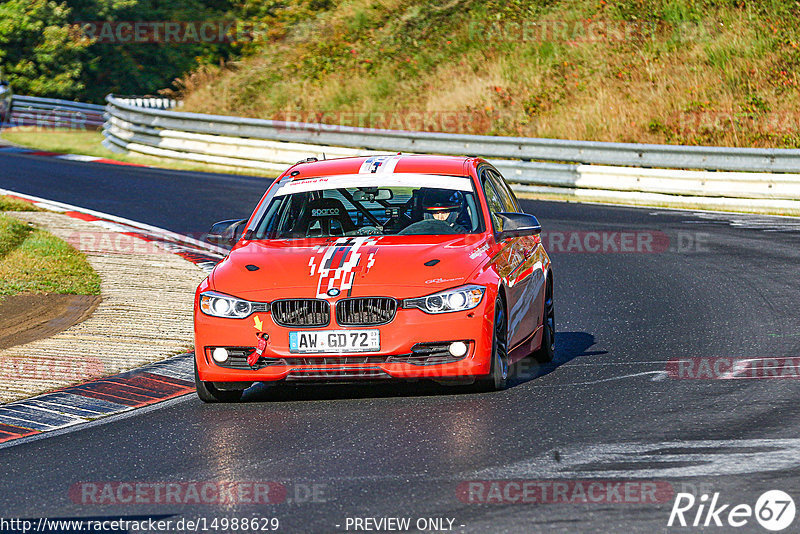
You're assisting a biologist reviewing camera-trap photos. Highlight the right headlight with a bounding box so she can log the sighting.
[402,285,485,314]
[199,291,269,318]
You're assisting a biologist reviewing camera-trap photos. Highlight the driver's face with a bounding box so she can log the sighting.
[432,211,449,221]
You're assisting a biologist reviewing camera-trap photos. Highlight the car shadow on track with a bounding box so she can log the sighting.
[236,331,603,403]
[507,331,606,388]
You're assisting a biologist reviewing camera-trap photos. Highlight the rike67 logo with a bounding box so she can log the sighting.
[668,490,796,531]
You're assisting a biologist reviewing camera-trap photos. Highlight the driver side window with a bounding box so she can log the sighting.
[488,170,520,213]
[482,177,505,232]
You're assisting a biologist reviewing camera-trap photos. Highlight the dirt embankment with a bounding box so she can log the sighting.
[0,294,100,350]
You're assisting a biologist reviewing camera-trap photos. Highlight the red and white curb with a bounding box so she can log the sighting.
[0,354,194,445]
[0,144,148,167]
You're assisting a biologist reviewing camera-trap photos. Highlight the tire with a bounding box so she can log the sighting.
[194,358,243,403]
[476,296,509,391]
[533,277,555,363]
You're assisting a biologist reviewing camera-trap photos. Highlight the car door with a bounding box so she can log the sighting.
[480,167,530,350]
[487,168,544,349]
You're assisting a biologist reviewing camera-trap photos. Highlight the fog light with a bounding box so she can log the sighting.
[448,341,468,358]
[212,347,229,363]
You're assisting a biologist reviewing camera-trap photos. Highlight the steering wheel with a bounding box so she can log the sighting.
[397,219,460,235]
[353,226,382,236]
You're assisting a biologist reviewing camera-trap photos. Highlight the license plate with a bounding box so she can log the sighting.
[289,330,380,353]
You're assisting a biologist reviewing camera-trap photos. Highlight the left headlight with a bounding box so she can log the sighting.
[403,285,486,314]
[199,291,269,318]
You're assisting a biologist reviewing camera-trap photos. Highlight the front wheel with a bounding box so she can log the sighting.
[476,296,509,392]
[194,358,243,403]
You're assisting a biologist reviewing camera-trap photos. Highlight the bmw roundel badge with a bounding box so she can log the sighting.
[327,288,340,297]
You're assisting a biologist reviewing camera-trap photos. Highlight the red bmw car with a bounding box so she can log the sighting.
[194,154,554,402]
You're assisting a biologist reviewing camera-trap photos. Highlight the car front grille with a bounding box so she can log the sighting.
[335,297,397,326]
[272,299,329,327]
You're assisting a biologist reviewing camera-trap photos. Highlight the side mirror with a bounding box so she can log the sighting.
[206,219,247,247]
[495,212,541,240]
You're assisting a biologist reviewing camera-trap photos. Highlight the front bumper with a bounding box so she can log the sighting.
[194,298,495,383]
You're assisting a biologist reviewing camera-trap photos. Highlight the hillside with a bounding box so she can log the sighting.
[174,0,800,148]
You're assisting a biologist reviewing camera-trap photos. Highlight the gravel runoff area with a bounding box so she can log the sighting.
[0,211,207,404]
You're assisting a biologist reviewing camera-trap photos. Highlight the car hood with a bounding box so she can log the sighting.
[210,234,494,300]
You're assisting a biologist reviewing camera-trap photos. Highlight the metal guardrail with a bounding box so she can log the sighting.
[111,96,178,110]
[102,94,800,211]
[104,95,800,174]
[10,95,106,129]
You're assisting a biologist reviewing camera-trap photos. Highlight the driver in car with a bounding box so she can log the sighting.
[421,189,467,233]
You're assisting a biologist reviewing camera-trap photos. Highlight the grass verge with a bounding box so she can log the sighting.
[0,195,41,212]
[0,210,101,298]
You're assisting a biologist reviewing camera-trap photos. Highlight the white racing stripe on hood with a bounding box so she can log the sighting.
[308,236,381,298]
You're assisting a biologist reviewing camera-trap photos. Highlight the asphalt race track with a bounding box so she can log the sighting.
[2,149,800,533]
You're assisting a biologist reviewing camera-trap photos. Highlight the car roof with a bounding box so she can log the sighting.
[282,154,476,181]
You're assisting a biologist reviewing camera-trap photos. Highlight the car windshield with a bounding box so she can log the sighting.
[251,179,483,239]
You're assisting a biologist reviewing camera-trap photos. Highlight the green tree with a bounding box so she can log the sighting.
[0,0,90,98]
[67,0,237,102]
